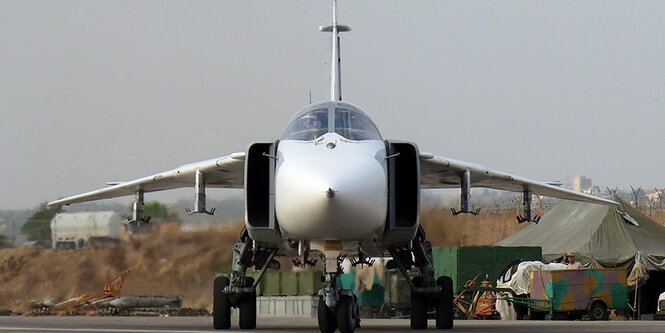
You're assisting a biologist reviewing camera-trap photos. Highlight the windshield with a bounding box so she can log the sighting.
[282,108,329,141]
[334,108,382,140]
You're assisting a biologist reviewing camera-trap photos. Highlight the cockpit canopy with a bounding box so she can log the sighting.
[282,102,382,141]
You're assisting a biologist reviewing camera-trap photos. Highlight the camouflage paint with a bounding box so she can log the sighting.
[545,279,568,310]
[611,284,629,308]
[529,268,628,312]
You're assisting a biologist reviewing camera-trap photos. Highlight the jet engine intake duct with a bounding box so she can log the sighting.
[245,142,281,244]
[383,140,420,244]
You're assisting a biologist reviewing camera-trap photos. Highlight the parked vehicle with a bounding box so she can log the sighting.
[528,268,629,320]
[654,291,665,320]
[51,212,125,249]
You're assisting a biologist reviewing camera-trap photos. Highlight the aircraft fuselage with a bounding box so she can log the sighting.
[275,132,388,240]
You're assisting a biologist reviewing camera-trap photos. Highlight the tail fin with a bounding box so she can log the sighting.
[319,0,350,101]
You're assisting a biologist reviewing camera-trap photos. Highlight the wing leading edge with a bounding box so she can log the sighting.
[47,153,246,206]
[49,150,614,207]
[420,153,618,206]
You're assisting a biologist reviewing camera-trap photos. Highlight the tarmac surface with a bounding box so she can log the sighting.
[0,317,663,333]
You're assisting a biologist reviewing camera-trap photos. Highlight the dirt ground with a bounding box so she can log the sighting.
[0,211,523,313]
[0,223,243,313]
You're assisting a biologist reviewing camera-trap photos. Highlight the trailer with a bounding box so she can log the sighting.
[50,211,125,249]
[527,268,629,320]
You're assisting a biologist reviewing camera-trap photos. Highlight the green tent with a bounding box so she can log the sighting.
[496,197,665,314]
[496,197,665,271]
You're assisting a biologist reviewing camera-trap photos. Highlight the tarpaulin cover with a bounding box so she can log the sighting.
[497,261,568,296]
[495,261,567,320]
[496,197,665,283]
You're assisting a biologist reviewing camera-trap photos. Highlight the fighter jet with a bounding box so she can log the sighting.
[49,1,617,332]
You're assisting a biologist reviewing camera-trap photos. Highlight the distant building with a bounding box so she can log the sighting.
[572,176,593,193]
[646,189,664,204]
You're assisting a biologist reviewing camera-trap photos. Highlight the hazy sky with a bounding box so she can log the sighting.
[2,1,664,210]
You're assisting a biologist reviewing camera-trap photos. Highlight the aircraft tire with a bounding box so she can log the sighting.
[317,296,337,333]
[410,277,428,330]
[213,276,231,330]
[435,276,454,329]
[239,277,257,329]
[336,294,359,333]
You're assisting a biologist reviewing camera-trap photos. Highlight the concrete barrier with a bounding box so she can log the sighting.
[256,295,318,318]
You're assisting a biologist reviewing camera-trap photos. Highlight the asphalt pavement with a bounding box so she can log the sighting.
[0,317,664,333]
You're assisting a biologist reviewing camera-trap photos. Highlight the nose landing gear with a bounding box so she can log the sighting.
[318,295,337,333]
[336,294,360,333]
[317,253,361,333]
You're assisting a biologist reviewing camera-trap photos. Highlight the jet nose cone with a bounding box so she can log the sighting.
[325,187,336,198]
[275,146,388,240]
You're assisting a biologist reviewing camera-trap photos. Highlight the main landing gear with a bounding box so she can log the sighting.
[213,227,452,331]
[388,226,454,330]
[213,229,279,330]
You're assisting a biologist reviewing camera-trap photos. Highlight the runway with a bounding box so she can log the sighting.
[0,317,663,333]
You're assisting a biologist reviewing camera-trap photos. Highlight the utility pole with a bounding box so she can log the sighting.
[12,220,16,246]
[0,218,5,246]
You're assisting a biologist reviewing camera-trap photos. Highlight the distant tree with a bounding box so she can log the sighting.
[20,203,62,242]
[130,201,182,224]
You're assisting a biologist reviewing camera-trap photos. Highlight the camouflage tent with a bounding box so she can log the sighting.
[496,197,665,273]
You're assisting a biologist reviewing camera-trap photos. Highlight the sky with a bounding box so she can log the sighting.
[1,1,664,210]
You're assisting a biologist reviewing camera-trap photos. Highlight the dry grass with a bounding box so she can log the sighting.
[648,211,665,226]
[421,206,665,247]
[420,209,534,247]
[2,206,664,313]
[0,222,243,312]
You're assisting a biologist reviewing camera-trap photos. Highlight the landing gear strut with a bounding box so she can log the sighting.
[517,188,541,223]
[124,190,151,233]
[317,253,360,333]
[388,226,454,330]
[213,229,279,330]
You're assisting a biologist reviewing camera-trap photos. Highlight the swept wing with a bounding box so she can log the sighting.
[420,153,617,206]
[48,153,245,206]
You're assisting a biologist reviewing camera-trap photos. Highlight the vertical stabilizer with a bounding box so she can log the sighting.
[319,0,350,101]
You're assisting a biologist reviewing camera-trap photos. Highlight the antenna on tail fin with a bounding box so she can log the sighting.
[319,0,350,101]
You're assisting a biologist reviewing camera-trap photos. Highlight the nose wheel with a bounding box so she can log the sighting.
[336,294,360,333]
[318,296,337,333]
[317,291,360,333]
[317,253,360,333]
